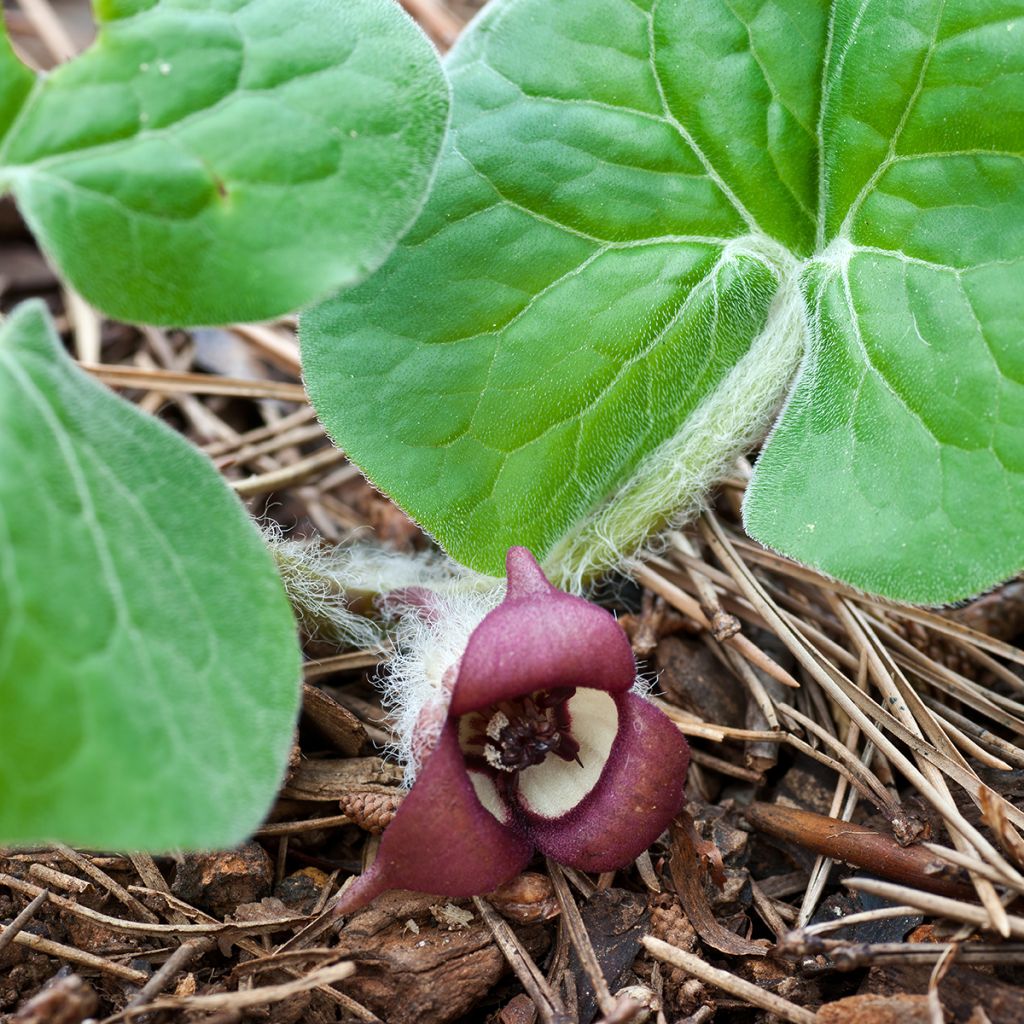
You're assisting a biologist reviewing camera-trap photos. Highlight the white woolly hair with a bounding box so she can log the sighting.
[381,582,505,783]
[543,244,808,593]
[268,527,498,650]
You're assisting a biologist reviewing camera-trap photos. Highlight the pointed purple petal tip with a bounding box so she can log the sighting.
[332,724,531,916]
[505,547,555,600]
[450,548,637,716]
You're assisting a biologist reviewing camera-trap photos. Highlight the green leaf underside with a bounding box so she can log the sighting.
[0,302,300,847]
[303,0,1024,603]
[0,0,448,325]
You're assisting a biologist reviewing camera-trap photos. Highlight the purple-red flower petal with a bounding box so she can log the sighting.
[331,722,532,916]
[521,692,690,873]
[449,548,636,716]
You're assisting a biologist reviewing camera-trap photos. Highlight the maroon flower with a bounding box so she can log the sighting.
[334,548,690,914]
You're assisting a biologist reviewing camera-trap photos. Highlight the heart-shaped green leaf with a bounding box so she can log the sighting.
[302,0,1023,603]
[0,301,301,848]
[0,0,448,325]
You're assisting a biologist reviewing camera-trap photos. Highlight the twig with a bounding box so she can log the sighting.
[15,0,76,61]
[232,447,347,496]
[845,877,1024,937]
[82,363,308,402]
[547,861,616,1017]
[697,516,1024,892]
[687,748,763,783]
[398,0,463,48]
[642,937,816,1024]
[114,961,355,1019]
[229,322,302,374]
[474,896,569,1024]
[745,803,976,899]
[0,889,48,956]
[0,917,149,982]
[124,937,215,1009]
[55,844,160,924]
[214,422,327,468]
[0,874,304,938]
[632,563,799,688]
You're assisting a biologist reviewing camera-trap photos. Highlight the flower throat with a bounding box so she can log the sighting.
[481,687,581,772]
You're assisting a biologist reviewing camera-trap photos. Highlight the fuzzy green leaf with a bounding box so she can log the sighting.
[0,0,448,325]
[743,1,1024,603]
[303,0,1023,602]
[0,301,301,848]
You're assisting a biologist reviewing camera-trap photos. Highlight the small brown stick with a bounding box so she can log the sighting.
[845,877,1024,937]
[124,937,215,1009]
[15,0,76,61]
[398,0,463,48]
[653,701,781,742]
[0,873,304,938]
[642,936,817,1024]
[923,841,1023,889]
[82,363,308,402]
[749,880,788,942]
[632,563,799,688]
[786,940,1024,967]
[700,517,1024,891]
[204,405,319,457]
[547,861,616,1017]
[114,961,356,1019]
[923,701,1014,771]
[670,533,741,641]
[879,623,1024,736]
[921,697,1024,769]
[303,650,389,680]
[796,904,924,939]
[745,802,977,900]
[798,655,867,927]
[55,844,160,924]
[957,640,1024,694]
[27,863,91,895]
[65,288,103,363]
[229,322,302,374]
[1,916,149,982]
[232,446,347,496]
[775,704,894,813]
[687,748,763,783]
[730,536,1024,668]
[0,889,48,956]
[474,895,570,1024]
[214,422,327,469]
[255,814,352,837]
[720,641,779,731]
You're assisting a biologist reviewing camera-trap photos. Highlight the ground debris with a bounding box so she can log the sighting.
[171,843,273,917]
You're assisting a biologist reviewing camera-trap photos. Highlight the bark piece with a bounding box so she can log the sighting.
[171,843,273,917]
[655,636,745,726]
[669,817,767,957]
[302,683,368,755]
[867,964,1024,1024]
[280,757,403,801]
[337,904,549,1024]
[816,993,930,1024]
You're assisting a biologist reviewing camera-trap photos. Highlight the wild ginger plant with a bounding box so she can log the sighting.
[1,0,1021,867]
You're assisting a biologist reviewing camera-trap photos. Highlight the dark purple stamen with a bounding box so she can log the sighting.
[483,688,580,772]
